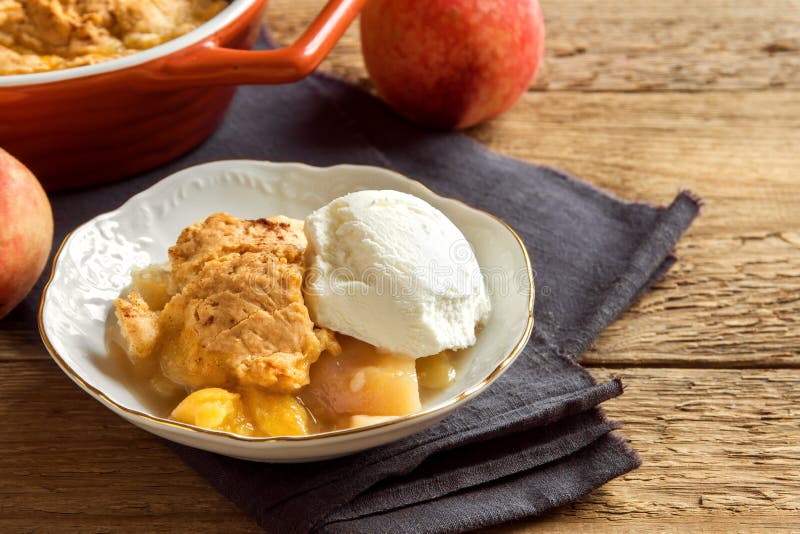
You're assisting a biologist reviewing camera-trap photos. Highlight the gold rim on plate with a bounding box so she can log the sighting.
[38,169,535,443]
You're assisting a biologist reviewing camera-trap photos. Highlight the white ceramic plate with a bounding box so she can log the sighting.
[39,161,533,462]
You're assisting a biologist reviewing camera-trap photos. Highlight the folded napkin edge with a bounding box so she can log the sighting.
[324,411,623,522]
[560,191,701,358]
[317,431,642,534]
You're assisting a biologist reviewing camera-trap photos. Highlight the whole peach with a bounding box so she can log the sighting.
[0,148,53,318]
[360,0,545,129]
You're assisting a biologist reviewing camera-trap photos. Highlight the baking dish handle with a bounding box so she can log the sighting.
[161,0,366,85]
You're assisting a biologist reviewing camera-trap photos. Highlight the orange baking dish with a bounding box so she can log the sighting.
[0,0,365,190]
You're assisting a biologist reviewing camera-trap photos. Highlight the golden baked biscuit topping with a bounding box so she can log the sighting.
[1,0,228,75]
[115,213,340,396]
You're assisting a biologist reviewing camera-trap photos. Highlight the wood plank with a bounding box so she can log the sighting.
[505,515,800,532]
[472,91,800,234]
[585,232,800,368]
[470,90,800,367]
[556,368,800,522]
[2,362,798,530]
[0,360,258,532]
[535,0,800,92]
[0,305,43,361]
[0,325,42,361]
[266,0,800,92]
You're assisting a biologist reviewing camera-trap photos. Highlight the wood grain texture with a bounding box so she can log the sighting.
[468,91,800,367]
[1,0,798,531]
[586,231,800,368]
[266,0,800,92]
[0,360,258,532]
[2,363,799,531]
[555,368,800,520]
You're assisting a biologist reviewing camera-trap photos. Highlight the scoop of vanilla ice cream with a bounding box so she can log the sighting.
[303,190,490,358]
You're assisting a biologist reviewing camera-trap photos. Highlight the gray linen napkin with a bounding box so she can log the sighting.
[19,38,699,534]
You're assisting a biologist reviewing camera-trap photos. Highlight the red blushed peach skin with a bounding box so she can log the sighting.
[0,148,53,318]
[360,0,545,129]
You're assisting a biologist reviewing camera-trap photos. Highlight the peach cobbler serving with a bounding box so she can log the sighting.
[112,191,491,437]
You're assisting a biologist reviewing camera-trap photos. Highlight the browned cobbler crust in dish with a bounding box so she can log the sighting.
[0,0,229,75]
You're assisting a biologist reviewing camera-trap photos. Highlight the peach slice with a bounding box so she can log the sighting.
[416,351,456,390]
[301,336,421,421]
[240,387,312,437]
[170,388,254,436]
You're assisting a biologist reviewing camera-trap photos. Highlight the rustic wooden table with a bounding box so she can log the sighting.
[2,0,799,531]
